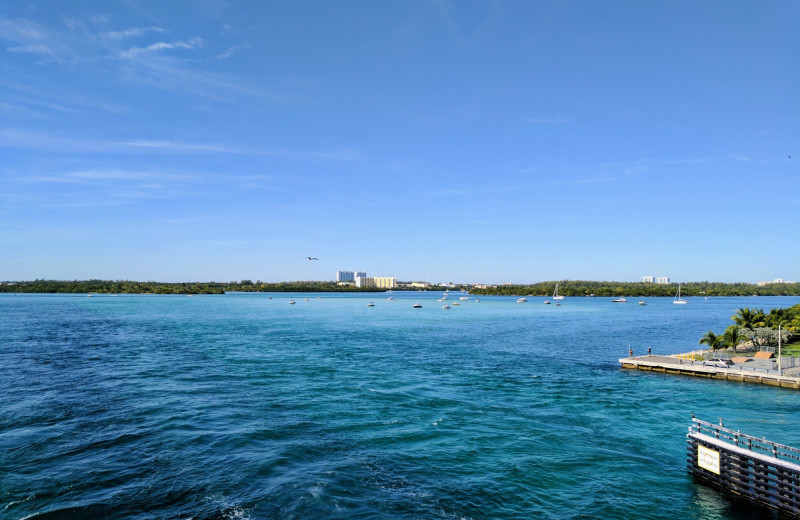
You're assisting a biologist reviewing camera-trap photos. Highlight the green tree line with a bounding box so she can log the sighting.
[3,279,800,296]
[0,279,385,294]
[699,305,800,350]
[470,281,800,297]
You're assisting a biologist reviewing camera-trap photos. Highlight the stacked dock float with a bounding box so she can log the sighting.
[687,416,800,517]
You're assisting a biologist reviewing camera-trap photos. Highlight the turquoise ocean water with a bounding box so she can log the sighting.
[2,292,800,519]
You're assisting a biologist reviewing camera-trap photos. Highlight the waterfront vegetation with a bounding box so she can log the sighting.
[471,280,800,298]
[0,280,383,294]
[2,279,800,297]
[700,305,800,351]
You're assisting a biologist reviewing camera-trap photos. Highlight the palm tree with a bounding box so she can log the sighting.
[720,325,747,351]
[731,307,766,329]
[765,308,787,329]
[698,330,722,350]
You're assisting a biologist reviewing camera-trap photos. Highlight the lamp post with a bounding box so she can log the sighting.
[778,324,782,375]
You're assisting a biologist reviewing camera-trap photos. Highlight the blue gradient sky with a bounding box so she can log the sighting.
[1,1,798,284]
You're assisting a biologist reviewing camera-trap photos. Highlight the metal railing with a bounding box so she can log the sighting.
[690,415,800,465]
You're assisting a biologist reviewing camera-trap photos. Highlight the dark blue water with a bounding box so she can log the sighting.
[2,293,799,519]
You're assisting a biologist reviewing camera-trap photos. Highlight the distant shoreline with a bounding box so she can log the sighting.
[2,280,800,297]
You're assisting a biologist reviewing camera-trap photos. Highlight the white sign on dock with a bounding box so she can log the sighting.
[698,445,720,475]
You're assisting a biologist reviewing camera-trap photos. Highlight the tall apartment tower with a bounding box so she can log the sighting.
[642,276,654,283]
[336,271,355,282]
[656,276,670,284]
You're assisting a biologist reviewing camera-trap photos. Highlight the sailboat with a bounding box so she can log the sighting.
[673,284,688,305]
[552,283,564,300]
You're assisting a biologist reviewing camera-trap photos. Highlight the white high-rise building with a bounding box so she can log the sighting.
[656,276,670,284]
[355,276,373,288]
[336,271,355,282]
[641,276,654,283]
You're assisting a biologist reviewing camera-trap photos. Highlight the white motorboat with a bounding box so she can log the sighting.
[638,300,647,305]
[412,303,422,308]
[516,297,527,303]
[367,302,375,307]
[612,297,627,303]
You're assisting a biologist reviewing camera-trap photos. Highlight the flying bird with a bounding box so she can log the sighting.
[306,257,319,260]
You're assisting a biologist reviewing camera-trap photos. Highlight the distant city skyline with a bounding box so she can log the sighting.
[1,2,798,284]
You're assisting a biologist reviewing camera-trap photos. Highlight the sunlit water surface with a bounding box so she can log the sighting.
[2,293,799,519]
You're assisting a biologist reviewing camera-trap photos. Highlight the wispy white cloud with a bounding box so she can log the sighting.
[114,50,278,103]
[7,42,52,54]
[120,138,240,153]
[1,16,271,106]
[18,168,183,186]
[121,37,204,58]
[101,26,164,41]
[0,101,43,118]
[214,44,242,60]
[0,129,365,164]
[0,18,59,58]
[0,80,129,115]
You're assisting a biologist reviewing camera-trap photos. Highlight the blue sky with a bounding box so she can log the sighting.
[1,1,798,284]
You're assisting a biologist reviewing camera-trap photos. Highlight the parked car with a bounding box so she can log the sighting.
[703,358,733,368]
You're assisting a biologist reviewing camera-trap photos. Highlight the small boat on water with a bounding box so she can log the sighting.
[544,300,551,305]
[452,301,460,306]
[442,303,450,309]
[552,283,564,301]
[612,297,627,303]
[475,299,480,302]
[516,297,527,303]
[673,284,688,305]
[289,299,296,305]
[412,303,422,308]
[367,302,375,307]
[555,302,561,306]
[459,296,469,301]
[638,300,647,305]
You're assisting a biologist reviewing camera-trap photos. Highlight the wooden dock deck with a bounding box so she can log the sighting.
[620,355,800,389]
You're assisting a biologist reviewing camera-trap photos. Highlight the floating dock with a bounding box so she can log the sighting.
[688,416,800,517]
[619,355,800,389]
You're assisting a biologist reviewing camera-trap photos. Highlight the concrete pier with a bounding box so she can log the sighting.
[620,355,800,389]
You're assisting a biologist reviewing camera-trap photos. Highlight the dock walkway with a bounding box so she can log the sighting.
[620,355,800,389]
